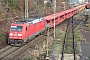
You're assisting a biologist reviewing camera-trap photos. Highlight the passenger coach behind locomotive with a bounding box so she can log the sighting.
[8,18,47,44]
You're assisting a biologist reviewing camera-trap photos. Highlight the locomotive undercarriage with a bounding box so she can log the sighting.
[8,39,24,45]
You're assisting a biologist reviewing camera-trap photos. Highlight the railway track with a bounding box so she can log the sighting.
[0,46,19,59]
[61,10,87,60]
[0,30,49,60]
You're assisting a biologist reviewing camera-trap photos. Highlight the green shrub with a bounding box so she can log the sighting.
[6,0,15,10]
[0,33,7,42]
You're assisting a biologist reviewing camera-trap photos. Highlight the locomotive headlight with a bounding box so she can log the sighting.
[10,33,13,36]
[19,37,22,39]
[18,34,22,36]
[10,37,12,38]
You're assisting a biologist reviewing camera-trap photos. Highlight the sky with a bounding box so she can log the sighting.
[72,0,78,2]
[71,0,88,3]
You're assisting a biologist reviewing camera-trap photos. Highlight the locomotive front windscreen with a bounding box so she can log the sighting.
[10,26,23,31]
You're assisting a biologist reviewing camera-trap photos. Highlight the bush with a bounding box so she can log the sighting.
[6,0,15,10]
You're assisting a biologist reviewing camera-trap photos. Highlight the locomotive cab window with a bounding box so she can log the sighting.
[10,26,23,32]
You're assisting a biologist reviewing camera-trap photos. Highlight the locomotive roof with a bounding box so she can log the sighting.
[15,18,44,24]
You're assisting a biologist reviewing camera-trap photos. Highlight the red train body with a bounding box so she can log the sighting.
[44,7,78,27]
[8,18,46,44]
[8,2,89,44]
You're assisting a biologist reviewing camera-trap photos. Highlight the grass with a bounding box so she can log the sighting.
[86,19,90,31]
[0,33,8,48]
[48,39,62,55]
[47,25,84,54]
[0,33,7,42]
[6,0,15,10]
[20,58,33,60]
[22,58,31,60]
[65,46,73,54]
[19,56,35,60]
[46,29,65,56]
[65,29,84,53]
[75,30,84,41]
[47,27,84,54]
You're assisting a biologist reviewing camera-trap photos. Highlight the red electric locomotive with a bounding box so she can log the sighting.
[8,18,47,44]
